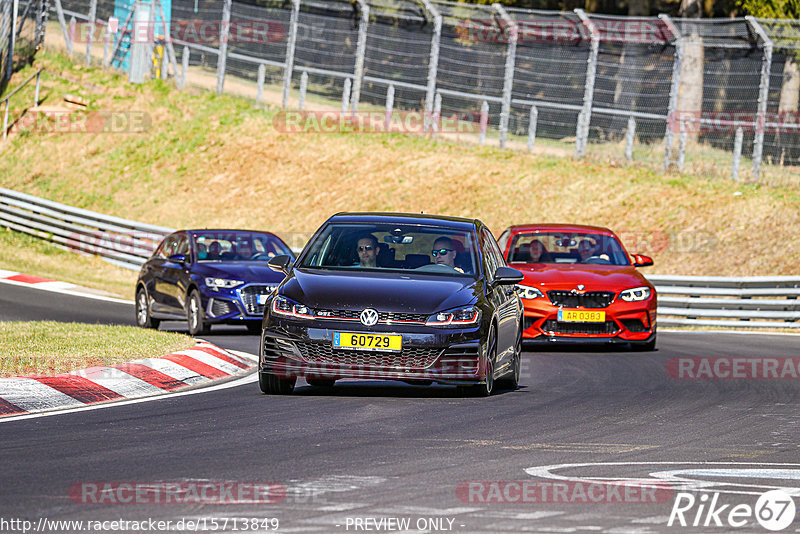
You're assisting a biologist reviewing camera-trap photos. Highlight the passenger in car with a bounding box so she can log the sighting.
[432,237,464,273]
[529,240,553,263]
[577,239,597,262]
[356,234,380,267]
[208,241,221,260]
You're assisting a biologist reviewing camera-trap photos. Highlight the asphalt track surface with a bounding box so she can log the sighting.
[2,283,800,533]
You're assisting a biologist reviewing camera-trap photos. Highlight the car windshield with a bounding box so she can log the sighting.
[194,231,293,262]
[507,232,630,266]
[297,223,480,277]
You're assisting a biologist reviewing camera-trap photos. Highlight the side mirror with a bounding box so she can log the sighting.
[492,266,524,288]
[168,253,187,264]
[632,254,654,267]
[268,254,292,274]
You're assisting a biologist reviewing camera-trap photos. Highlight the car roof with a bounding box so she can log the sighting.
[505,223,616,236]
[327,212,481,230]
[181,229,283,237]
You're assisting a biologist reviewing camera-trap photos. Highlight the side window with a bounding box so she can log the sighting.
[176,234,190,258]
[155,234,179,259]
[481,229,499,279]
[486,232,507,268]
[496,230,510,259]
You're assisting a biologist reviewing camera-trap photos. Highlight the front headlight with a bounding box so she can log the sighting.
[516,284,544,300]
[425,306,481,327]
[619,286,651,302]
[271,295,314,319]
[205,277,244,289]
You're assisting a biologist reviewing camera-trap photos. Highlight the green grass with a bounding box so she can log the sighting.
[0,228,137,298]
[0,321,194,377]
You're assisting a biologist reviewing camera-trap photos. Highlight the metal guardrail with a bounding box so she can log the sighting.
[647,275,800,329]
[1,188,799,329]
[0,187,173,270]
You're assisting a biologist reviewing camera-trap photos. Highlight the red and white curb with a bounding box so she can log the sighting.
[0,341,257,417]
[0,269,133,304]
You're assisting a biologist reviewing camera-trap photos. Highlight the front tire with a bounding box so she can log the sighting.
[498,326,521,390]
[259,371,296,394]
[246,322,262,335]
[632,332,657,352]
[462,325,496,397]
[187,290,210,336]
[135,287,160,329]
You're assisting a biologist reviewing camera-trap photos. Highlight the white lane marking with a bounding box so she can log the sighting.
[315,503,371,512]
[0,269,19,277]
[0,356,258,423]
[0,277,134,305]
[524,462,800,497]
[70,367,165,396]
[660,329,800,337]
[193,343,252,366]
[175,349,243,375]
[0,378,85,411]
[136,358,211,386]
[477,511,565,520]
[373,506,481,516]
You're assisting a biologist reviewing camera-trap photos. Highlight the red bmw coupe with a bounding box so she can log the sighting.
[497,224,657,350]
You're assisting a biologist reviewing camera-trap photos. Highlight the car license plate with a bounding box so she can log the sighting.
[333,332,402,352]
[257,294,269,305]
[558,309,606,323]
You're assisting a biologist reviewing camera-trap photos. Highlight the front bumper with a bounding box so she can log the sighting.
[200,283,278,324]
[521,296,657,344]
[259,323,487,385]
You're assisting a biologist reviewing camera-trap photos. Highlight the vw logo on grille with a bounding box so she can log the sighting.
[577,284,585,291]
[360,308,379,326]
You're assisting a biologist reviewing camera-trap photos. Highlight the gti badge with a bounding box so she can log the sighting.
[360,308,379,326]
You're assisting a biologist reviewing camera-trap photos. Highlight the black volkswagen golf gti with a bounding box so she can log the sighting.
[259,213,524,396]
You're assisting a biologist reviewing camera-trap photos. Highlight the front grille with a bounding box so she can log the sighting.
[548,291,615,308]
[620,318,648,333]
[296,342,441,369]
[312,309,427,324]
[542,320,619,335]
[238,284,277,315]
[262,336,296,359]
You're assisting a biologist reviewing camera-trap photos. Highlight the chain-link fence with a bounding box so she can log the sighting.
[46,0,800,185]
[1,0,48,90]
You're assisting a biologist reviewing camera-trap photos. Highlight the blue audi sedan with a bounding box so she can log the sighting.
[135,229,294,335]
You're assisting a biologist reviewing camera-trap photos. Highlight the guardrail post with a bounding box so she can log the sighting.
[34,70,40,105]
[102,25,111,66]
[678,120,687,172]
[479,100,489,145]
[85,0,97,65]
[574,9,599,159]
[7,0,17,81]
[659,14,682,172]
[746,16,773,182]
[180,46,189,89]
[527,105,538,152]
[493,4,517,149]
[625,116,636,162]
[216,0,232,94]
[281,0,300,110]
[732,127,743,181]
[350,0,369,113]
[3,99,9,139]
[432,91,441,135]
[68,16,76,57]
[342,77,351,113]
[52,0,71,56]
[385,84,394,132]
[256,64,265,105]
[419,0,441,133]
[298,71,308,110]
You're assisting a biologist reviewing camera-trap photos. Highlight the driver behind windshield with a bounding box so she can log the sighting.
[432,237,464,273]
[356,233,380,267]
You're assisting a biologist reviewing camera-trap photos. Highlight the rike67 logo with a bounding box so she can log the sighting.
[668,490,796,531]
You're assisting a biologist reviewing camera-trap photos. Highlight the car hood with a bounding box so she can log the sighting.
[515,264,651,292]
[282,268,481,313]
[193,262,286,284]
